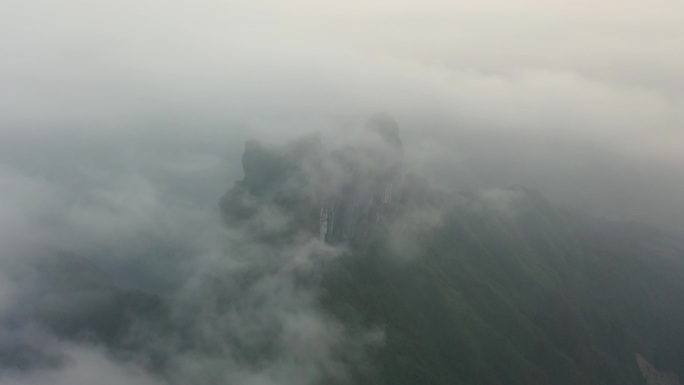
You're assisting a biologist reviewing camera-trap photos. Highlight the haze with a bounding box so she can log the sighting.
[0,1,683,384]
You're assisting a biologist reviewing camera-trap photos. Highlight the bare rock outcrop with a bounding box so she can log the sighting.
[220,114,403,245]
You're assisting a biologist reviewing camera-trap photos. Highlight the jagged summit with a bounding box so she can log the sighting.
[220,115,404,244]
[366,112,402,151]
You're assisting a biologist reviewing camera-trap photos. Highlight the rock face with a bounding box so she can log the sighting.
[218,115,684,385]
[220,114,403,244]
[317,114,403,244]
[637,354,682,385]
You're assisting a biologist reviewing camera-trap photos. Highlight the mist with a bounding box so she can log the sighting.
[1,0,683,384]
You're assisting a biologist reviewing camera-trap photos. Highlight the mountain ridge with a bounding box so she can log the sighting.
[4,117,684,385]
[219,117,684,384]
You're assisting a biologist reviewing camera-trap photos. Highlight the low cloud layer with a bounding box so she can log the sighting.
[2,0,682,230]
[0,0,683,383]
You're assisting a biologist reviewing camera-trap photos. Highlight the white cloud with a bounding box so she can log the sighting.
[0,344,162,385]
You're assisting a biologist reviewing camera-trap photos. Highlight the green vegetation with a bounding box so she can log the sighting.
[320,187,684,385]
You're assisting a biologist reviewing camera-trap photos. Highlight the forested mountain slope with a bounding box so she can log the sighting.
[5,118,683,385]
[222,118,684,385]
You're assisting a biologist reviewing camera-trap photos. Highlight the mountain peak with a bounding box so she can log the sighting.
[365,112,402,151]
[221,115,404,244]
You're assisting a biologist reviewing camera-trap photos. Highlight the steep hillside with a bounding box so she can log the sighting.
[320,186,684,384]
[7,119,683,385]
[220,120,684,385]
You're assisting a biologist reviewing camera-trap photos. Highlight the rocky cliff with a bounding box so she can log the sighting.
[220,113,403,245]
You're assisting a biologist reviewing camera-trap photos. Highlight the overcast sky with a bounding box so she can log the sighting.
[0,0,683,258]
[2,1,682,225]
